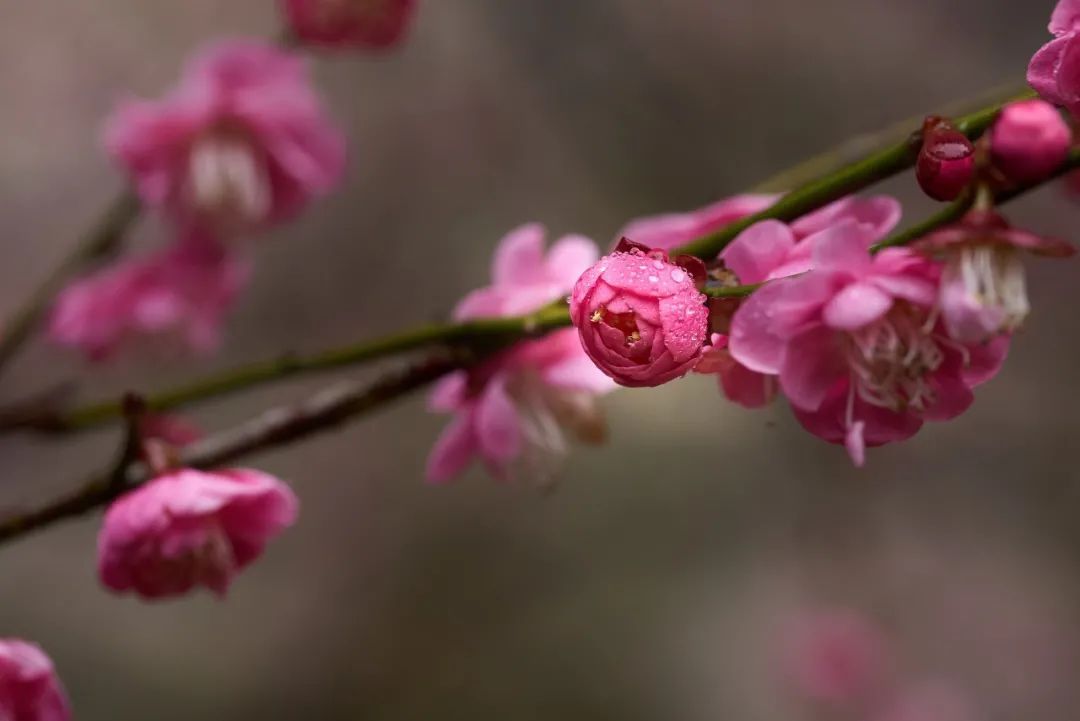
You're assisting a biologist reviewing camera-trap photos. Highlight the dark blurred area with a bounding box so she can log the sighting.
[2,1,1079,719]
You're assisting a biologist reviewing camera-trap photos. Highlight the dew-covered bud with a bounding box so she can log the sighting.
[916,116,976,201]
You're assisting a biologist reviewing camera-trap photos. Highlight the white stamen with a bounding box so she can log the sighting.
[949,245,1030,332]
[188,133,270,228]
[844,305,944,412]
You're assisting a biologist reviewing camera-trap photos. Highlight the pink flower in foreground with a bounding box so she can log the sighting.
[0,641,70,721]
[283,0,418,50]
[1029,0,1080,116]
[782,610,892,707]
[693,195,901,409]
[571,240,709,387]
[99,468,298,600]
[105,40,346,234]
[427,225,615,484]
[49,235,250,361]
[729,220,1008,466]
[872,682,979,721]
[915,210,1074,344]
[990,99,1072,184]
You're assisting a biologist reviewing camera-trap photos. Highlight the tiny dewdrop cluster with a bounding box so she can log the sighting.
[50,38,348,360]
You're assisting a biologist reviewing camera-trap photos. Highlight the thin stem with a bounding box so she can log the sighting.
[673,90,1035,260]
[0,192,140,376]
[20,302,572,433]
[0,353,464,546]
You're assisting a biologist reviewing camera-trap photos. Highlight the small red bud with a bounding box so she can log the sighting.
[916,117,975,201]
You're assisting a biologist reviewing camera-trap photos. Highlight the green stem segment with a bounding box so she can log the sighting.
[19,89,1065,436]
[47,302,574,431]
[672,92,1034,260]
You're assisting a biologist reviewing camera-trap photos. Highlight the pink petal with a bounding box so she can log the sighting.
[810,220,874,274]
[425,412,478,484]
[792,195,901,241]
[475,379,522,465]
[940,276,1006,344]
[822,282,893,330]
[617,194,778,251]
[719,362,777,409]
[779,327,846,411]
[962,334,1011,387]
[845,420,867,468]
[1029,35,1072,104]
[721,220,797,284]
[545,234,599,290]
[1051,0,1080,34]
[428,371,468,412]
[453,287,504,321]
[658,289,709,364]
[492,223,547,286]
[728,280,791,374]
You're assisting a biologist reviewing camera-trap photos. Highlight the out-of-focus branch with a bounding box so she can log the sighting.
[5,302,573,433]
[675,89,1036,260]
[0,192,140,377]
[0,352,464,546]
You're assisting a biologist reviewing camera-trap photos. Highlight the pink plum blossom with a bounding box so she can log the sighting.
[990,99,1072,184]
[1029,0,1080,116]
[782,610,892,707]
[0,640,70,721]
[98,467,298,600]
[282,0,418,50]
[915,210,1074,344]
[105,40,346,235]
[729,220,1008,466]
[426,225,615,484]
[49,233,250,361]
[692,195,901,408]
[570,241,709,387]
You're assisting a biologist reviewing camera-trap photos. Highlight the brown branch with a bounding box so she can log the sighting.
[0,352,463,547]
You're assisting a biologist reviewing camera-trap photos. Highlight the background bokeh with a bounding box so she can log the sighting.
[2,1,1079,719]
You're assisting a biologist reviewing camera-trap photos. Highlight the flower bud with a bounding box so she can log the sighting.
[570,240,709,387]
[0,640,70,721]
[990,99,1072,184]
[916,117,975,201]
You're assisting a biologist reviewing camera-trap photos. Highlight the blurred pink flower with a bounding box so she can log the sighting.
[989,99,1072,184]
[105,40,346,235]
[570,241,709,387]
[1029,0,1080,116]
[617,194,778,251]
[915,210,1074,344]
[873,682,980,721]
[783,610,892,706]
[729,220,1007,466]
[693,195,901,409]
[98,467,298,600]
[0,640,70,721]
[282,0,418,50]
[427,225,614,484]
[49,234,250,361]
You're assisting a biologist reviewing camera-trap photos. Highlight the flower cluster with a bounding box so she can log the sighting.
[427,225,615,485]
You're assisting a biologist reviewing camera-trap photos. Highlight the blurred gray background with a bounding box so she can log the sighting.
[2,1,1079,719]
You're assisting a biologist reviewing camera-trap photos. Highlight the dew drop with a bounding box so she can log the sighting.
[648,275,659,283]
[670,269,687,283]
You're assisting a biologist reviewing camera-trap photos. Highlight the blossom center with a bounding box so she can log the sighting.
[591,307,642,345]
[187,129,269,229]
[844,305,944,412]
